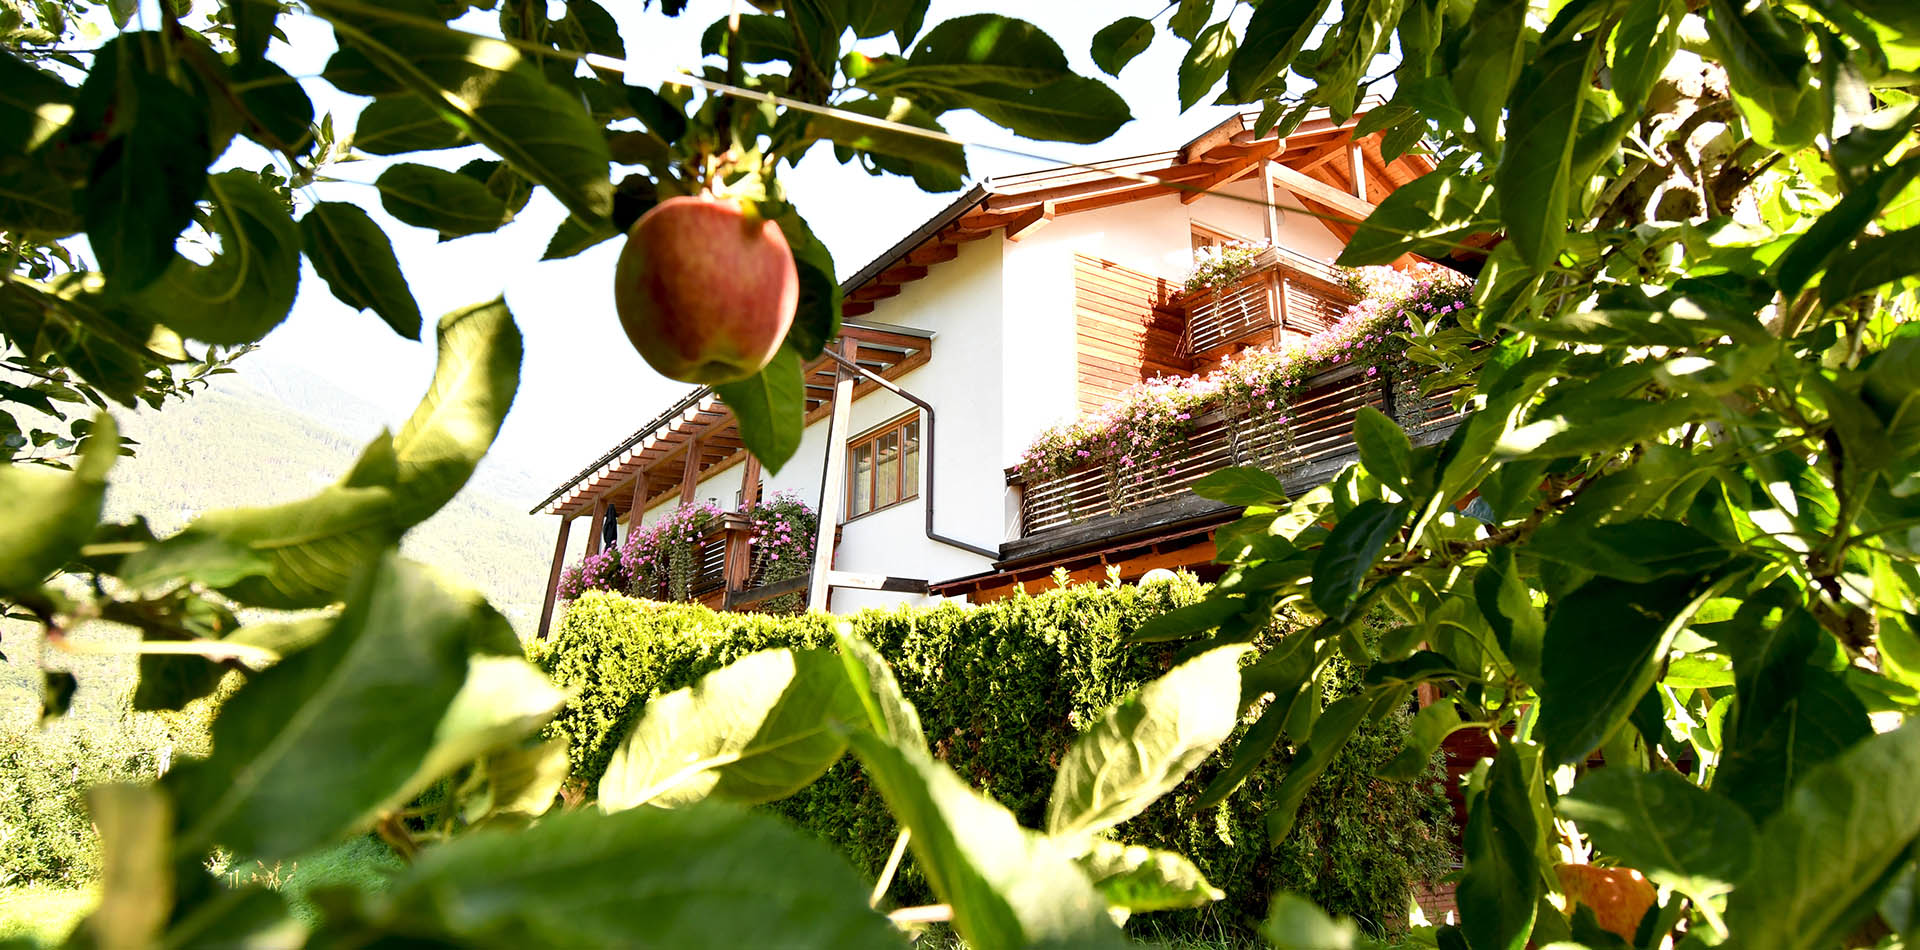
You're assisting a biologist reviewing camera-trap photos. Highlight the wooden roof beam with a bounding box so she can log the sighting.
[848,282,903,303]
[906,241,959,266]
[1268,161,1375,226]
[1006,201,1055,242]
[1181,139,1282,204]
[877,264,928,284]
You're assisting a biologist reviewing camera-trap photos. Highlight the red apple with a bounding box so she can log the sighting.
[614,195,799,384]
[1556,863,1657,940]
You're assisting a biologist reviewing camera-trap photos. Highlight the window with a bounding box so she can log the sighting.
[1191,223,1239,251]
[846,414,920,519]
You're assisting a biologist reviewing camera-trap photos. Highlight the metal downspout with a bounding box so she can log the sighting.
[821,349,1000,560]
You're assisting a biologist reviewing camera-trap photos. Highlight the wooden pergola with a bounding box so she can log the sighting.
[530,320,933,637]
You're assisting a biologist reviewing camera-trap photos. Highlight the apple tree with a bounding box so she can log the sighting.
[1117,0,1920,946]
[0,2,1261,947]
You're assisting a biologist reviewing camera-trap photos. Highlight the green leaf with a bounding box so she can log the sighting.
[1819,225,1920,307]
[0,412,115,594]
[1456,743,1541,950]
[300,201,424,340]
[1382,698,1472,781]
[804,95,967,178]
[1196,645,1315,808]
[1075,840,1222,912]
[542,213,619,261]
[380,653,568,817]
[1263,893,1358,950]
[1090,17,1154,77]
[314,0,614,226]
[773,210,841,358]
[131,616,331,712]
[1128,594,1257,643]
[1537,573,1732,766]
[1716,608,1873,821]
[846,732,1123,948]
[166,553,502,861]
[879,14,1133,144]
[715,344,805,475]
[1775,158,1920,297]
[477,735,570,819]
[1310,500,1407,619]
[133,171,300,346]
[1495,395,1716,460]
[0,52,72,155]
[82,783,172,950]
[352,94,467,154]
[1168,0,1211,41]
[1558,769,1754,900]
[1474,546,1544,685]
[1266,689,1394,842]
[375,162,514,238]
[1707,0,1824,151]
[599,648,864,810]
[1046,645,1247,838]
[348,804,901,948]
[1353,406,1413,494]
[80,41,213,292]
[1178,22,1236,111]
[1494,35,1600,269]
[1611,0,1684,110]
[231,58,314,151]
[184,299,519,607]
[832,623,925,751]
[1450,0,1528,146]
[1727,720,1920,949]
[1338,171,1498,266]
[1227,0,1334,100]
[1190,466,1288,506]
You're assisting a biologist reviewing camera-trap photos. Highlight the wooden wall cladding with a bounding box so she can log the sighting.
[1072,255,1192,415]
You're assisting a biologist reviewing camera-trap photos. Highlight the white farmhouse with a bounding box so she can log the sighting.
[530,108,1470,638]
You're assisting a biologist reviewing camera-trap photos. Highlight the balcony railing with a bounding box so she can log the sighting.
[1011,363,1463,539]
[1180,247,1357,360]
[644,512,815,612]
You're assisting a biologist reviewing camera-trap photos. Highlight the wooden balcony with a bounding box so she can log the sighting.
[636,512,818,614]
[1007,362,1463,554]
[1178,247,1357,365]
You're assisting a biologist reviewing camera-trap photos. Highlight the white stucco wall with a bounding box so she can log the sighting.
[1189,175,1348,264]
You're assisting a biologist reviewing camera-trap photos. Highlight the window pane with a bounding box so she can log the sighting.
[876,431,900,508]
[902,421,920,499]
[851,443,873,516]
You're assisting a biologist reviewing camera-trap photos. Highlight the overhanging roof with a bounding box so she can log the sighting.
[531,319,934,517]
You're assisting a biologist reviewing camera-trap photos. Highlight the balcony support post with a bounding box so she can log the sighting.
[741,454,762,509]
[679,437,703,505]
[809,336,858,612]
[584,497,608,558]
[536,515,574,640]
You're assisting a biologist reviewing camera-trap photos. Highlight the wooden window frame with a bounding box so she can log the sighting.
[1190,222,1246,250]
[843,411,922,523]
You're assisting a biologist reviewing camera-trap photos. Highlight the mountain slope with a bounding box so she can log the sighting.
[105,378,553,636]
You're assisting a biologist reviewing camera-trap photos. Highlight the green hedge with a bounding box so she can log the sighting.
[531,578,1453,937]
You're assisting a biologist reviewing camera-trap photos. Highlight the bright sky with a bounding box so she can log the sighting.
[237,1,1243,499]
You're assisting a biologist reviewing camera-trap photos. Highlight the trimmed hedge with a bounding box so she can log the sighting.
[531,578,1453,937]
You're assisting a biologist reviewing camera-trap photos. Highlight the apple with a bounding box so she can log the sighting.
[1555,863,1657,941]
[614,195,799,384]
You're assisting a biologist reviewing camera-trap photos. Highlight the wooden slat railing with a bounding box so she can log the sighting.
[1011,363,1463,538]
[1180,248,1356,359]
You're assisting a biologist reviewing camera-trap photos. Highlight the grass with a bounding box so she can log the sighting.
[0,884,97,945]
